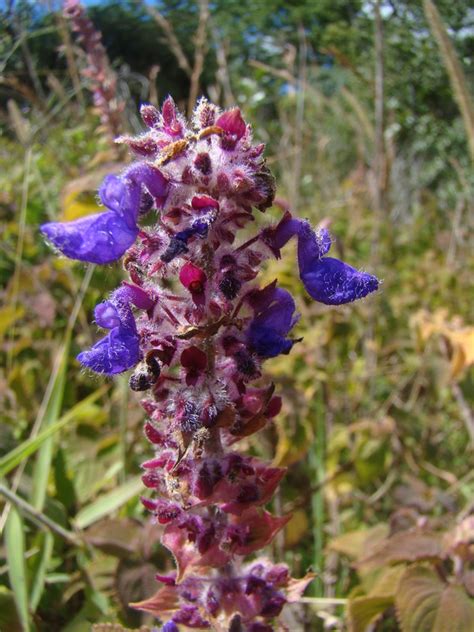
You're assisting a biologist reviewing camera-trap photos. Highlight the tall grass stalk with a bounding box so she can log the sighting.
[423,0,474,163]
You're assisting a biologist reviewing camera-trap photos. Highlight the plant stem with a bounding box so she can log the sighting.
[0,483,81,546]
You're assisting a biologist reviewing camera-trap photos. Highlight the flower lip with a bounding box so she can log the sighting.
[246,281,299,359]
[41,164,169,266]
[262,213,378,305]
[77,288,141,375]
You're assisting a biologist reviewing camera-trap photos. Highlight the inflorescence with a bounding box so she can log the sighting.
[41,98,378,631]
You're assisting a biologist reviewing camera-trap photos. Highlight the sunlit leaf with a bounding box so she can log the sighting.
[285,509,309,547]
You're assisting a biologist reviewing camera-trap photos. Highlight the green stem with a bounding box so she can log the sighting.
[0,483,81,547]
[310,386,326,597]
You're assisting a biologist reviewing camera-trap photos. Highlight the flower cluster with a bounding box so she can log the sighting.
[42,97,378,630]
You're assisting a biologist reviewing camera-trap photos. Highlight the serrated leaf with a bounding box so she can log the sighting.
[348,595,393,632]
[366,565,405,598]
[395,565,474,632]
[358,529,444,570]
[329,524,389,560]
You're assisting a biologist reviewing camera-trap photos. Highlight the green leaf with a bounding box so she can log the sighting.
[0,387,106,478]
[29,531,54,612]
[348,565,405,631]
[395,565,474,632]
[5,507,30,632]
[74,476,143,530]
[54,447,77,512]
[0,586,23,631]
[358,530,444,571]
[329,524,389,560]
[0,305,25,338]
[348,595,393,632]
[30,335,70,511]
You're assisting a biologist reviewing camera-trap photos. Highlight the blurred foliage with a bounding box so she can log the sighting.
[0,0,473,630]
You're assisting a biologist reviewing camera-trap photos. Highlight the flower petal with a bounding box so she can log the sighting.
[78,292,141,374]
[77,323,140,374]
[301,257,379,305]
[247,323,294,358]
[99,175,129,214]
[41,211,138,264]
[94,301,121,329]
[127,163,169,204]
[297,222,331,275]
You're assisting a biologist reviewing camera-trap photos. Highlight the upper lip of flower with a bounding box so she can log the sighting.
[246,281,300,359]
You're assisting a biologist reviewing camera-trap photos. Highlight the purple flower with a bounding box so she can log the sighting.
[263,213,378,305]
[247,281,299,358]
[77,285,147,374]
[161,623,179,632]
[41,164,168,265]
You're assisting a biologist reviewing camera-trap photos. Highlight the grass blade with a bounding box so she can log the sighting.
[0,387,107,479]
[5,507,30,631]
[30,333,70,511]
[74,476,143,529]
[29,531,54,611]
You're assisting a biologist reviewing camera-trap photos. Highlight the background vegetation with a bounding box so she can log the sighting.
[0,1,473,630]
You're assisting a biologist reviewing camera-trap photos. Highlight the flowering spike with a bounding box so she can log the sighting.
[43,96,378,630]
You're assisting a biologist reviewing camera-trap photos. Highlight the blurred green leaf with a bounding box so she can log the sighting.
[30,334,70,511]
[0,586,23,631]
[29,531,54,611]
[0,387,107,478]
[0,305,25,339]
[5,507,30,632]
[396,565,474,632]
[54,447,77,512]
[74,476,143,530]
[348,595,393,632]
